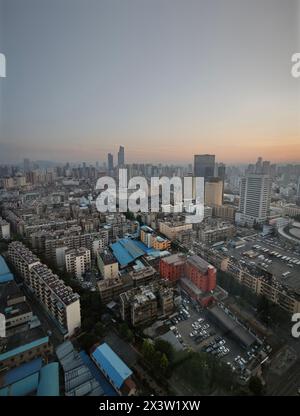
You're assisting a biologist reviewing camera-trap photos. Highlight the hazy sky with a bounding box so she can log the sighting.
[1,0,300,164]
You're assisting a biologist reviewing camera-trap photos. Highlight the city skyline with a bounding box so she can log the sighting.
[1,0,300,164]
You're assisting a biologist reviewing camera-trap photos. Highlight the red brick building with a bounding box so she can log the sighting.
[159,254,216,295]
[159,253,185,282]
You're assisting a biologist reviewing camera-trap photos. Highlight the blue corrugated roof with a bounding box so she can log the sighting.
[133,240,159,255]
[3,358,42,386]
[0,373,39,396]
[110,238,159,267]
[37,362,59,396]
[0,337,49,361]
[80,351,117,396]
[92,343,132,389]
[0,256,14,283]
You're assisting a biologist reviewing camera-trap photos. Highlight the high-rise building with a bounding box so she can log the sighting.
[23,158,31,173]
[118,146,125,167]
[237,173,272,225]
[217,163,226,180]
[204,177,223,206]
[8,242,81,337]
[194,154,215,179]
[107,153,113,171]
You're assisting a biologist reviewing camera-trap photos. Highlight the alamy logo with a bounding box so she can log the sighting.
[95,169,205,224]
[0,53,6,78]
[291,53,300,78]
[0,313,6,338]
[291,313,300,338]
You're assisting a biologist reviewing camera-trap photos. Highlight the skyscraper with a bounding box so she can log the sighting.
[217,163,226,181]
[107,153,113,171]
[205,177,223,206]
[237,173,272,225]
[194,154,215,179]
[23,158,30,172]
[118,146,125,167]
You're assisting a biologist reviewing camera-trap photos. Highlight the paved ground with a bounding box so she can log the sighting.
[104,330,138,368]
[175,303,244,367]
[223,234,300,291]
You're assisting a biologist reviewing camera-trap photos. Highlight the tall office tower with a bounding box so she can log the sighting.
[204,177,223,206]
[237,173,272,225]
[23,158,30,172]
[255,156,263,173]
[118,146,125,167]
[107,153,113,171]
[194,154,215,179]
[217,163,226,180]
[262,160,270,174]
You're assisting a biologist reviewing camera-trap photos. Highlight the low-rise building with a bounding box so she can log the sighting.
[98,275,133,304]
[159,221,193,241]
[140,225,171,250]
[97,250,119,279]
[0,217,10,240]
[159,253,217,295]
[91,343,136,396]
[65,247,91,280]
[119,281,177,326]
[198,221,236,245]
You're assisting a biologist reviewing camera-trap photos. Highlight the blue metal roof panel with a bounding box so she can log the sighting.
[92,343,132,389]
[0,373,39,396]
[37,362,59,396]
[0,273,14,283]
[110,242,134,267]
[0,256,14,282]
[3,358,42,387]
[110,238,152,267]
[0,256,11,275]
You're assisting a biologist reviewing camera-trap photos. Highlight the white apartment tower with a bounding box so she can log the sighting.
[237,173,272,225]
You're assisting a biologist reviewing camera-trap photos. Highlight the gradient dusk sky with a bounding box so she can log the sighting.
[1,0,300,164]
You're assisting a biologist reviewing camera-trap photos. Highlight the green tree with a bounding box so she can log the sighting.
[141,339,156,362]
[119,322,134,342]
[159,353,169,375]
[154,339,174,362]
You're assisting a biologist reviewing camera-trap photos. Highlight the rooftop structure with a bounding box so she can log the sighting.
[0,256,14,283]
[0,359,59,397]
[91,343,135,395]
[56,341,104,397]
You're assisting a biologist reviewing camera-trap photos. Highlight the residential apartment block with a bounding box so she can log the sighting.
[8,241,81,337]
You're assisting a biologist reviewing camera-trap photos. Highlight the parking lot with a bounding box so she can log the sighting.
[176,306,240,363]
[167,294,264,380]
[218,234,300,291]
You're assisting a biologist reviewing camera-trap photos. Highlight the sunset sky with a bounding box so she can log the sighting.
[1,0,300,164]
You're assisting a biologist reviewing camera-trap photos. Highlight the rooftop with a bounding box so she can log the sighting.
[0,336,49,362]
[99,250,118,265]
[209,305,256,348]
[0,256,14,283]
[92,343,132,389]
[161,253,186,266]
[187,254,214,274]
